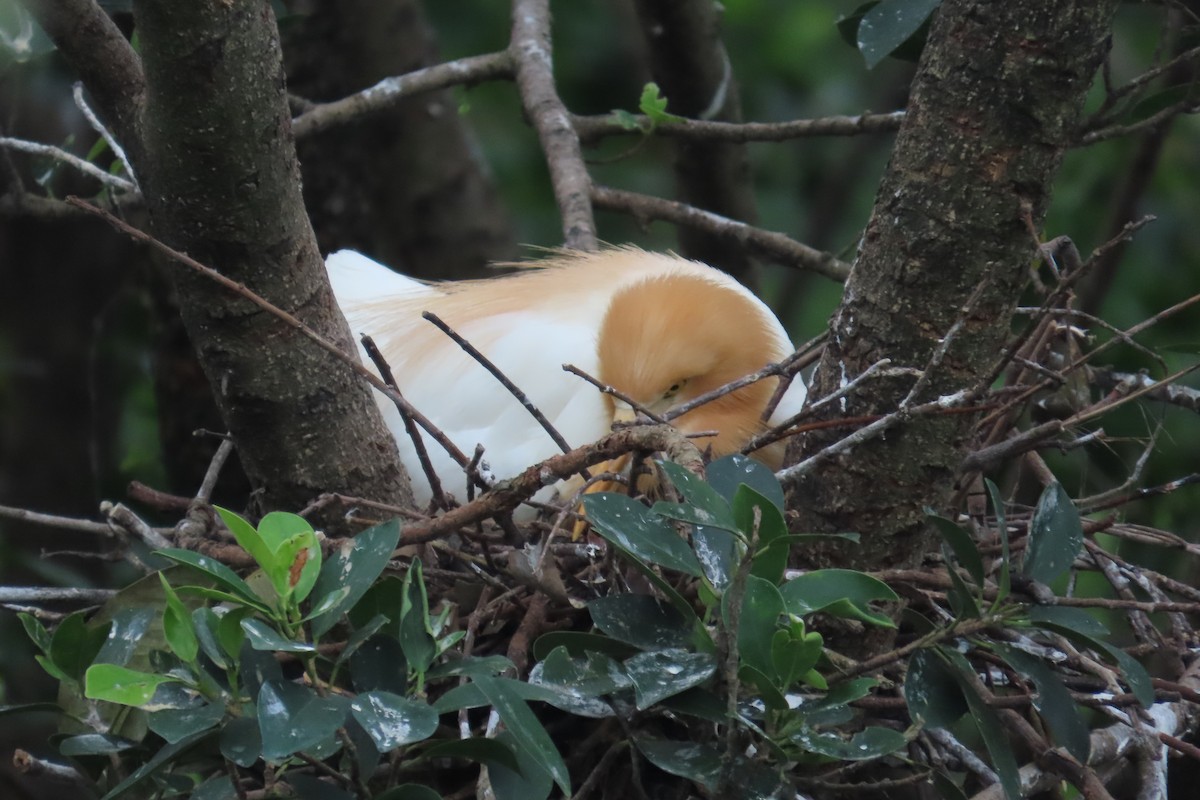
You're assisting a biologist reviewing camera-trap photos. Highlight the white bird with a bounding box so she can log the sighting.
[326,247,805,509]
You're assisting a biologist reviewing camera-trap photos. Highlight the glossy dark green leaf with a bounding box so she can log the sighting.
[736,575,785,677]
[94,607,155,667]
[335,613,390,667]
[399,560,435,674]
[1028,606,1108,637]
[780,569,898,627]
[691,525,739,591]
[157,549,267,610]
[160,574,199,662]
[216,506,275,573]
[856,0,941,68]
[739,663,788,710]
[432,676,563,713]
[50,610,109,684]
[1023,482,1084,585]
[286,773,354,800]
[659,687,728,722]
[240,640,283,701]
[348,691,438,751]
[191,608,228,669]
[636,738,721,789]
[582,493,703,577]
[487,730,553,800]
[928,513,984,585]
[0,702,63,717]
[771,627,824,689]
[312,519,402,638]
[257,680,350,761]
[791,726,907,760]
[148,702,226,744]
[349,634,409,694]
[944,553,981,619]
[625,649,717,709]
[588,594,692,651]
[531,631,638,662]
[536,646,630,695]
[19,612,51,652]
[1035,622,1153,706]
[656,460,737,524]
[904,649,968,727]
[735,485,789,585]
[707,454,785,511]
[217,606,253,660]
[932,771,971,800]
[100,729,210,800]
[424,737,523,774]
[472,675,570,795]
[809,676,880,711]
[374,786,442,800]
[994,645,1090,762]
[59,733,138,756]
[219,715,261,767]
[943,650,1022,800]
[240,618,315,653]
[192,774,236,800]
[651,501,740,533]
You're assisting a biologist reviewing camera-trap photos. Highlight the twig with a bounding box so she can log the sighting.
[562,363,668,424]
[72,81,138,190]
[102,501,172,550]
[0,136,136,192]
[510,0,596,250]
[592,185,850,282]
[196,437,235,504]
[361,334,451,511]
[572,109,905,144]
[0,587,115,604]
[423,312,585,476]
[664,348,810,422]
[1080,95,1200,146]
[291,51,514,138]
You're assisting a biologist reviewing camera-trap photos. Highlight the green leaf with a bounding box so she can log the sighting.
[1027,606,1108,637]
[735,485,789,585]
[215,506,275,573]
[425,654,515,680]
[588,594,693,651]
[399,560,435,675]
[904,649,968,727]
[531,631,638,662]
[286,774,354,800]
[49,610,109,684]
[944,554,981,619]
[147,702,226,744]
[85,663,178,707]
[348,635,409,694]
[241,618,316,653]
[855,0,941,69]
[1023,482,1084,585]
[272,530,322,603]
[217,606,254,660]
[651,501,741,533]
[993,645,1090,762]
[927,513,984,585]
[432,676,564,713]
[94,607,155,667]
[219,716,261,767]
[771,626,824,689]
[533,647,631,699]
[610,109,645,132]
[256,510,313,552]
[638,82,684,125]
[636,738,721,789]
[192,775,236,800]
[423,737,523,774]
[100,730,211,800]
[257,679,350,761]
[159,574,199,662]
[19,612,51,652]
[59,733,138,756]
[625,649,717,709]
[792,726,908,760]
[157,548,269,611]
[583,493,703,577]
[707,454,785,511]
[311,519,402,638]
[1035,621,1154,706]
[472,675,571,795]
[656,460,737,530]
[780,569,898,627]
[191,608,228,669]
[487,730,553,800]
[736,575,785,677]
[691,525,739,592]
[942,650,1022,800]
[349,691,439,751]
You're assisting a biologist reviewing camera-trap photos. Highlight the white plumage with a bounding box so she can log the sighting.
[327,247,805,508]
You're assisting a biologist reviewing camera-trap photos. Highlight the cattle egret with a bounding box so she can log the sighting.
[326,247,805,510]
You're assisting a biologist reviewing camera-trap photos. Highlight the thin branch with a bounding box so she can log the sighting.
[1079,96,1200,145]
[591,185,850,281]
[509,0,596,249]
[572,109,905,145]
[0,587,116,604]
[73,81,137,189]
[562,363,668,424]
[291,51,514,139]
[0,135,136,192]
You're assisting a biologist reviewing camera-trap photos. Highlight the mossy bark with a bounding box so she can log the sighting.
[133,0,412,524]
[786,0,1119,569]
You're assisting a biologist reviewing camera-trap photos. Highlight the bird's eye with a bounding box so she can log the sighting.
[664,380,687,398]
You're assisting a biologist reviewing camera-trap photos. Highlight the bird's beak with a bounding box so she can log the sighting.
[570,402,638,539]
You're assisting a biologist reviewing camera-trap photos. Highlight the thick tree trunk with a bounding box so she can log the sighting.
[131,0,412,521]
[785,0,1119,569]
